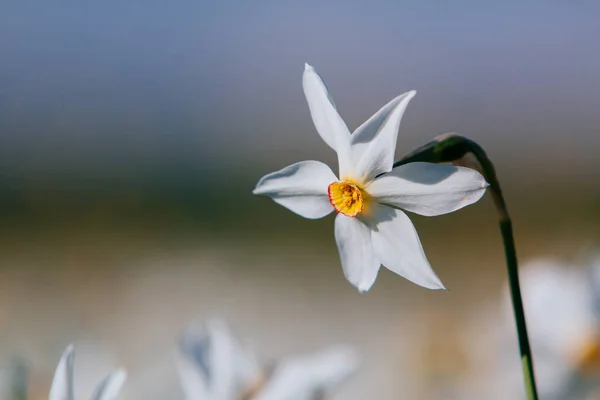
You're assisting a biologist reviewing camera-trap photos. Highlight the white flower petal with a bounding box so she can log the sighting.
[90,370,127,400]
[253,161,337,219]
[254,346,359,400]
[176,354,208,400]
[208,322,242,399]
[369,204,445,290]
[49,345,75,400]
[367,162,488,216]
[303,64,351,175]
[177,320,261,400]
[350,91,416,182]
[334,214,380,292]
[511,260,597,365]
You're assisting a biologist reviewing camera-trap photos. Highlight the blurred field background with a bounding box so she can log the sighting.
[0,1,599,399]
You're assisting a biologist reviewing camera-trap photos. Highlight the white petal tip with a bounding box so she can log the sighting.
[483,181,491,188]
[422,276,446,290]
[252,179,267,196]
[407,270,446,291]
[407,280,446,290]
[357,281,375,293]
[429,281,447,291]
[59,344,75,363]
[304,63,313,71]
[105,368,128,388]
[92,368,128,400]
[115,369,128,381]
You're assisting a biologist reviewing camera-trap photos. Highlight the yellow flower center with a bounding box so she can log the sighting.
[577,339,600,373]
[328,181,366,217]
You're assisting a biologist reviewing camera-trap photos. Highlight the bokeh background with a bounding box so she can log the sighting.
[1,1,599,399]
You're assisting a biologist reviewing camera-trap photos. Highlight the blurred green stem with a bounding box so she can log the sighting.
[9,358,28,400]
[393,133,538,400]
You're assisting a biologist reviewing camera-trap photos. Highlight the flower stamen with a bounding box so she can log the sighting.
[328,181,365,217]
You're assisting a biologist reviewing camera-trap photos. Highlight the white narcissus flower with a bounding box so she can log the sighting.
[517,260,598,374]
[49,345,126,400]
[253,63,489,292]
[508,259,600,398]
[459,258,600,400]
[176,319,358,400]
[253,346,359,400]
[176,320,262,400]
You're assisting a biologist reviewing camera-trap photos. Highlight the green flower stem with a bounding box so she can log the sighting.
[393,133,539,400]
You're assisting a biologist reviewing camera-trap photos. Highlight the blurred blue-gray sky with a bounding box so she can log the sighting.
[1,1,599,181]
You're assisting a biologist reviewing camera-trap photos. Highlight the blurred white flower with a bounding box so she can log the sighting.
[49,345,126,400]
[176,320,261,400]
[459,257,600,399]
[253,346,359,400]
[176,320,359,400]
[253,63,488,292]
[515,260,597,383]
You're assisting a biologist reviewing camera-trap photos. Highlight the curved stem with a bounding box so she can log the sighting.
[394,133,538,400]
